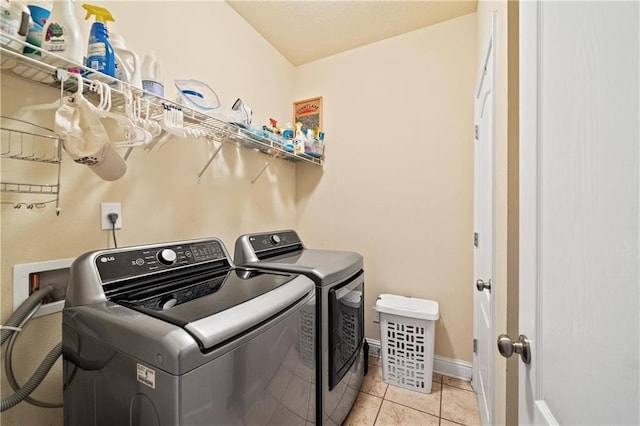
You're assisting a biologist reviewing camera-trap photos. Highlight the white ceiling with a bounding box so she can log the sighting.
[226,1,478,66]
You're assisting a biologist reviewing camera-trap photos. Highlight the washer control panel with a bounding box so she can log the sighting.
[249,230,301,251]
[95,239,226,283]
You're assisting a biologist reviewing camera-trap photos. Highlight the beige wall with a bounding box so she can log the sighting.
[1,4,490,425]
[1,2,296,424]
[294,13,477,362]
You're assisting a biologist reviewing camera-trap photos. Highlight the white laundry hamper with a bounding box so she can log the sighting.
[375,294,439,393]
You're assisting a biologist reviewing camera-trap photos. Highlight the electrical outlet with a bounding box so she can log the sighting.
[101,202,122,230]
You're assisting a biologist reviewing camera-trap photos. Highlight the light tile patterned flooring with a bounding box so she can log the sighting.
[344,356,481,426]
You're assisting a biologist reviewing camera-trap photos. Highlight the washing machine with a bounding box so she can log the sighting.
[62,237,316,426]
[234,230,366,426]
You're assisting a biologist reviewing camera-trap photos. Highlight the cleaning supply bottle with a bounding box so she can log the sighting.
[283,122,294,152]
[82,3,115,77]
[41,0,83,63]
[304,128,315,153]
[111,32,142,89]
[0,0,31,51]
[141,50,164,97]
[293,122,305,154]
[23,2,52,57]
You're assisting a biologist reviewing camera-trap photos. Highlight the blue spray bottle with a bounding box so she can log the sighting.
[82,4,115,77]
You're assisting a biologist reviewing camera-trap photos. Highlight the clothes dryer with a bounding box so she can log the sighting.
[235,230,367,426]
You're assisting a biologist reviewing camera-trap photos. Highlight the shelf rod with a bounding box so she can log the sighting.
[251,154,278,185]
[55,139,62,215]
[196,141,225,183]
[123,146,134,161]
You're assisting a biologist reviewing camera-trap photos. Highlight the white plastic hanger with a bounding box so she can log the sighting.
[138,97,161,138]
[158,103,190,138]
[89,81,139,133]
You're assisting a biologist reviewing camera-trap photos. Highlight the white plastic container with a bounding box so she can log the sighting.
[111,33,142,89]
[23,2,52,57]
[141,50,164,97]
[41,0,83,64]
[0,0,30,51]
[375,294,439,393]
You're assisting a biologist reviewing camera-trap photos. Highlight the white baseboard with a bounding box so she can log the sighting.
[366,339,472,381]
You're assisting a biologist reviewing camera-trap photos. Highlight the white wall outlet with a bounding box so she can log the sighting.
[101,202,122,230]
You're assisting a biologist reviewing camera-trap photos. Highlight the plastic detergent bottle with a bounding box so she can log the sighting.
[23,2,52,57]
[82,3,115,77]
[41,0,83,63]
[0,0,30,51]
[111,32,141,89]
[141,51,164,97]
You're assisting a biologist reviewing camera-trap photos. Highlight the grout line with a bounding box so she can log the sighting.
[442,382,476,393]
[375,366,388,426]
[441,419,467,426]
[439,378,444,425]
[387,399,442,420]
[359,363,477,426]
[373,392,383,426]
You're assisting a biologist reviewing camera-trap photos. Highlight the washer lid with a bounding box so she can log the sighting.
[117,270,313,350]
[185,273,313,349]
[375,294,440,320]
[243,249,363,286]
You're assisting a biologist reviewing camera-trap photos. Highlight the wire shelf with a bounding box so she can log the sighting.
[1,182,59,194]
[0,35,324,173]
[0,116,62,214]
[1,117,62,163]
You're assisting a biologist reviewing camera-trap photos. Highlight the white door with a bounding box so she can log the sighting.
[518,1,639,424]
[472,14,496,426]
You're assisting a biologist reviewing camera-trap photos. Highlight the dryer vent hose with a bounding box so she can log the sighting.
[1,285,63,412]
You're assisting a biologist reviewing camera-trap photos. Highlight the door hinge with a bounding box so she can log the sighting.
[473,338,478,354]
[474,125,479,140]
[474,232,479,248]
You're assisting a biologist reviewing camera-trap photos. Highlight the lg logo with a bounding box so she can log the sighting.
[100,256,116,263]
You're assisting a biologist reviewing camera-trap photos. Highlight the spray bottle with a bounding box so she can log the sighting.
[41,0,83,63]
[82,3,115,77]
[293,122,305,154]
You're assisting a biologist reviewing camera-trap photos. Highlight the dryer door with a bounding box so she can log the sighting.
[328,270,364,390]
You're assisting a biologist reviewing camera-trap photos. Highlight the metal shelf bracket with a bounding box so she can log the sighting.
[197,140,226,183]
[251,153,278,185]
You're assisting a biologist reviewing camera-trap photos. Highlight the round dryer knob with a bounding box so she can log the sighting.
[271,235,281,244]
[157,248,177,265]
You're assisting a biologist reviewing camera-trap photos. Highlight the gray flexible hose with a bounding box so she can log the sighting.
[1,285,63,411]
[4,304,62,408]
[1,343,62,412]
[1,285,54,345]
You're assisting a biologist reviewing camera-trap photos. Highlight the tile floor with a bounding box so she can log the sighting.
[344,356,481,426]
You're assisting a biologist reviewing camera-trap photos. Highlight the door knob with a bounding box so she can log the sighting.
[497,334,531,364]
[476,278,491,292]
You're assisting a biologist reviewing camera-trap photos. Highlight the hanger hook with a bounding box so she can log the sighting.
[74,72,83,95]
